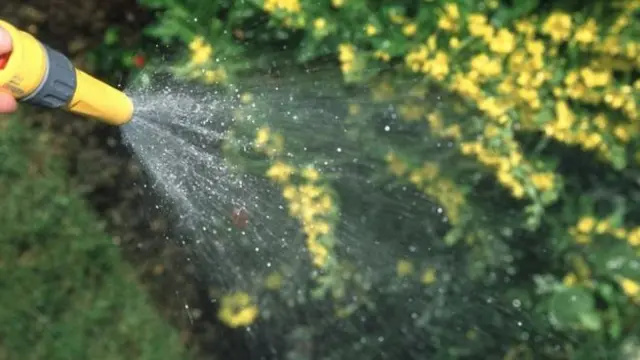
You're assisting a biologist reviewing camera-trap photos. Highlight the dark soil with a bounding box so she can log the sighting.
[0,1,246,359]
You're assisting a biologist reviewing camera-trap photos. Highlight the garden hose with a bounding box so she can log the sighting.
[0,19,134,125]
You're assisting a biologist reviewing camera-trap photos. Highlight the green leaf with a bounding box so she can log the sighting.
[549,286,599,330]
[534,107,554,125]
[104,28,119,45]
[588,241,640,282]
[578,311,602,331]
[609,145,627,170]
[492,0,539,26]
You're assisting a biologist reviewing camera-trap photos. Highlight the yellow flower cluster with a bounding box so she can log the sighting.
[571,215,640,248]
[188,36,213,65]
[405,36,450,81]
[256,127,335,268]
[618,276,640,304]
[396,259,413,276]
[263,0,301,13]
[567,216,640,303]
[331,0,343,8]
[543,102,634,166]
[202,68,228,84]
[254,126,285,156]
[218,291,259,328]
[396,259,438,285]
[460,139,556,199]
[425,111,462,139]
[385,152,465,224]
[437,3,460,32]
[560,67,637,121]
[338,43,356,74]
[400,5,639,203]
[280,172,335,268]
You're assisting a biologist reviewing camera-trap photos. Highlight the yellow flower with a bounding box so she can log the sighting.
[574,18,598,44]
[428,51,450,80]
[614,125,630,143]
[470,54,502,77]
[302,167,320,181]
[189,36,204,51]
[240,92,253,104]
[580,67,611,88]
[218,292,259,328]
[265,272,283,290]
[444,3,460,19]
[365,24,377,36]
[542,11,573,42]
[563,273,577,286]
[403,23,417,37]
[396,259,414,277]
[530,172,554,191]
[467,14,493,39]
[515,19,536,37]
[628,227,640,246]
[282,185,297,200]
[618,277,640,298]
[331,0,344,8]
[438,3,460,31]
[313,17,326,31]
[449,37,460,49]
[576,216,595,233]
[263,0,301,13]
[306,233,329,267]
[204,69,223,84]
[525,40,545,56]
[388,9,406,24]
[266,161,294,183]
[421,268,437,284]
[189,36,213,65]
[489,29,516,54]
[595,220,610,234]
[374,50,391,62]
[338,43,355,63]
[555,100,576,129]
[385,152,407,176]
[255,127,270,147]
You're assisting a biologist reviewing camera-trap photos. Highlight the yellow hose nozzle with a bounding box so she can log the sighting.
[0,19,134,125]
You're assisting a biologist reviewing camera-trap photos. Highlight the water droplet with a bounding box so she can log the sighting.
[384,125,390,131]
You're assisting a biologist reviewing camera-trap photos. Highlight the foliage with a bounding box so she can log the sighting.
[85,26,159,86]
[0,114,192,360]
[135,0,640,358]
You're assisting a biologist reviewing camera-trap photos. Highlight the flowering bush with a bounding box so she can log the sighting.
[138,0,640,358]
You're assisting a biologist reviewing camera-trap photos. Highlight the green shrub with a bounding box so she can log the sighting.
[135,0,640,358]
[0,114,191,360]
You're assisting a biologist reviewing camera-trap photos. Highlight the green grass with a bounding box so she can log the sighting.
[0,113,191,360]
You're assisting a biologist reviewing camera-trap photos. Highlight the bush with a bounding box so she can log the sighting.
[0,114,191,360]
[133,0,640,358]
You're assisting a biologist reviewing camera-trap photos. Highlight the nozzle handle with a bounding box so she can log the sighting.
[23,44,77,109]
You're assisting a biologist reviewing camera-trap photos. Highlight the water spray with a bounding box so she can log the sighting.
[0,19,134,125]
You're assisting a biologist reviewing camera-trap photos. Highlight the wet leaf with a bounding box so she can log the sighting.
[549,287,599,331]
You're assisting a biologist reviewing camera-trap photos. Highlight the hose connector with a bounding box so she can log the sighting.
[0,19,134,125]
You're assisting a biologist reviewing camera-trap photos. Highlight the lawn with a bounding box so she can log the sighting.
[0,112,192,360]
